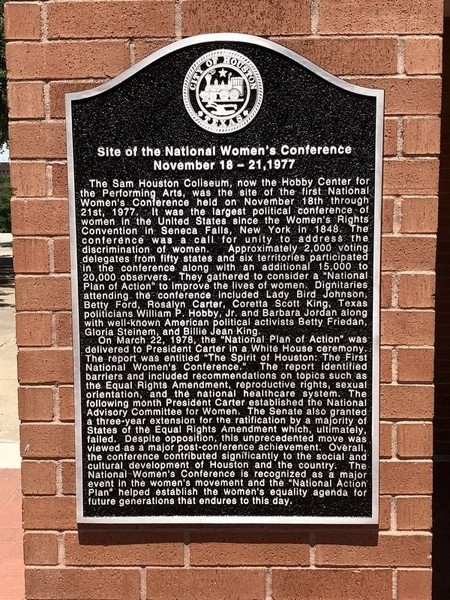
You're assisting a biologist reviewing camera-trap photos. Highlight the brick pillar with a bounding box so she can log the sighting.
[6,1,442,598]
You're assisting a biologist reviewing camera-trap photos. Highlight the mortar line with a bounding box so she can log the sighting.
[184,529,190,567]
[140,567,147,600]
[311,0,320,35]
[266,567,273,600]
[175,0,183,40]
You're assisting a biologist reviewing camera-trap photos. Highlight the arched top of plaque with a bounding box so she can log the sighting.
[67,33,384,136]
[66,32,384,102]
[66,33,384,134]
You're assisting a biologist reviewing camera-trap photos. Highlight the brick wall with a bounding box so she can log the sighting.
[432,15,450,598]
[6,1,442,598]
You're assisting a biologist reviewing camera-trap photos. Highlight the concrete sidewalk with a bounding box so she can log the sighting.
[0,232,20,468]
[0,233,25,599]
[0,468,24,600]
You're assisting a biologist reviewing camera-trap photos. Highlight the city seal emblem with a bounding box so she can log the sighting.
[183,49,264,134]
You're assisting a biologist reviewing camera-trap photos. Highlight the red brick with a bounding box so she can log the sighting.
[9,162,46,197]
[380,461,432,494]
[380,348,392,383]
[16,312,52,347]
[51,163,68,197]
[190,530,309,566]
[379,496,392,530]
[403,117,441,155]
[11,199,69,236]
[24,533,58,566]
[21,423,74,458]
[319,0,442,34]
[382,237,436,271]
[382,197,394,233]
[53,237,70,273]
[398,274,435,308]
[48,1,174,39]
[273,37,398,76]
[18,348,73,384]
[8,82,44,119]
[21,460,57,495]
[398,348,434,383]
[397,569,432,599]
[380,385,434,420]
[350,78,441,116]
[23,496,76,530]
[55,312,72,346]
[59,386,75,421]
[49,81,103,119]
[381,311,434,345]
[18,386,54,421]
[5,3,40,40]
[272,568,392,600]
[7,41,130,80]
[134,39,177,62]
[64,531,184,566]
[9,122,66,160]
[146,568,266,600]
[315,532,431,567]
[26,567,140,599]
[405,37,442,74]
[15,276,71,311]
[182,0,310,36]
[381,274,393,308]
[401,197,438,233]
[384,118,399,156]
[397,423,433,458]
[13,237,50,274]
[397,497,432,530]
[61,460,76,495]
[380,422,392,458]
[384,159,439,195]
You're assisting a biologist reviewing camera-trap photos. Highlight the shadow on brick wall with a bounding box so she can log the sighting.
[432,16,450,600]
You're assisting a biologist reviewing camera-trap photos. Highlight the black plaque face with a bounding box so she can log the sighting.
[67,34,383,524]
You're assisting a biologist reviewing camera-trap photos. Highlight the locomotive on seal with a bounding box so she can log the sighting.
[200,73,245,103]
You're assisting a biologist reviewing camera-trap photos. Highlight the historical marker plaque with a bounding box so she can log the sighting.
[67,34,383,524]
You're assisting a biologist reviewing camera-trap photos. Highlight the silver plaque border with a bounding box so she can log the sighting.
[66,33,384,526]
